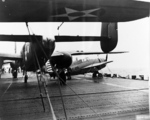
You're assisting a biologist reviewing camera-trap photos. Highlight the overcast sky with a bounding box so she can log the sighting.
[0,17,149,74]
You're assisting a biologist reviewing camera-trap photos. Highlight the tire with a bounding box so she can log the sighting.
[59,71,66,85]
[24,75,28,83]
[12,70,17,78]
[67,76,71,80]
[98,73,103,78]
[92,71,98,78]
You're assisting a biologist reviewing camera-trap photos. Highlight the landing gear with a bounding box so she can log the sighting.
[24,71,28,83]
[12,69,18,78]
[24,75,28,83]
[49,72,56,79]
[92,71,103,83]
[59,71,66,85]
[92,71,98,78]
[66,68,72,80]
[66,72,71,80]
[67,75,71,80]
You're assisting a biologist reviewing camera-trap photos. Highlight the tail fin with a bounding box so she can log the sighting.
[101,22,118,53]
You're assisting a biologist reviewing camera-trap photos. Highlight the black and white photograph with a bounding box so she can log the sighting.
[0,0,149,120]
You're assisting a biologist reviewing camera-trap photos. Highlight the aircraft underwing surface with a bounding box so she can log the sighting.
[0,0,149,22]
[0,35,42,42]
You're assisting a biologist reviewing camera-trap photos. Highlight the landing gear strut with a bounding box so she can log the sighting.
[92,71,103,83]
[12,69,18,78]
[23,71,28,83]
[66,68,72,80]
[66,72,71,80]
[24,75,28,83]
[67,75,71,80]
[59,71,66,85]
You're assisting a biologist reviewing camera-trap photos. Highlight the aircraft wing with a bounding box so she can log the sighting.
[51,51,127,57]
[0,35,42,42]
[70,51,127,55]
[83,61,113,69]
[0,0,149,22]
[0,53,22,60]
[55,36,106,42]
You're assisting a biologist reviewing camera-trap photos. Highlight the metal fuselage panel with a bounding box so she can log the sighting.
[0,0,149,22]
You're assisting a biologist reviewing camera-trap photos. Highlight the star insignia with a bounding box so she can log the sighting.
[52,7,101,21]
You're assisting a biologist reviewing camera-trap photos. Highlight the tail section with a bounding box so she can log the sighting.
[100,22,118,53]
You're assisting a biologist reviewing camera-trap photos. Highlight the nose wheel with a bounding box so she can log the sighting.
[23,71,28,83]
[12,69,18,78]
[59,71,66,85]
[24,74,28,83]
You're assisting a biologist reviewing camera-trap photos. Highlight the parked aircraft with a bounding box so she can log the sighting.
[45,51,126,84]
[66,55,112,80]
[0,0,149,53]
[0,34,55,83]
[0,32,125,84]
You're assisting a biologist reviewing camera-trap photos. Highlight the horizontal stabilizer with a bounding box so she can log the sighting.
[55,36,107,42]
[0,53,22,60]
[0,35,42,42]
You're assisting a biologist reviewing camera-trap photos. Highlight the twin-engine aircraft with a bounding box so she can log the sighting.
[0,35,55,82]
[0,0,149,53]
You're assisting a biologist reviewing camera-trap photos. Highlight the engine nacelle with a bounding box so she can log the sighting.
[100,22,118,53]
[50,52,72,69]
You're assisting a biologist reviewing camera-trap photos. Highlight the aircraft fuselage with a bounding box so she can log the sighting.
[70,58,106,75]
[20,39,55,71]
[0,0,149,22]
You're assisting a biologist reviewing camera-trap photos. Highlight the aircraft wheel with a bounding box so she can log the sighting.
[50,73,56,79]
[98,73,103,79]
[59,71,66,85]
[24,75,28,83]
[92,71,98,78]
[12,70,18,78]
[68,76,71,80]
[66,71,71,80]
